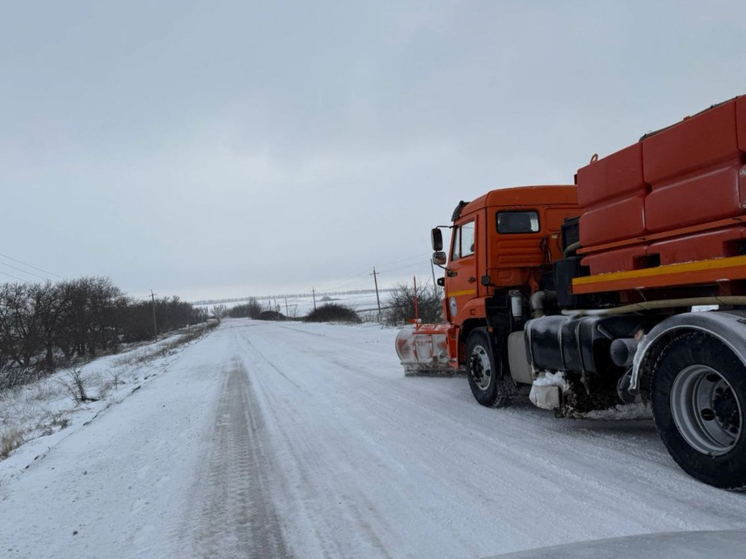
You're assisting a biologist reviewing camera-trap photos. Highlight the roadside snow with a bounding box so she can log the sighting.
[0,326,213,485]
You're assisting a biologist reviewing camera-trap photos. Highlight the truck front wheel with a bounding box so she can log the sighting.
[651,332,746,490]
[466,329,514,409]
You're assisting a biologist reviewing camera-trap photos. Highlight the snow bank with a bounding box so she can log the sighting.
[0,325,215,479]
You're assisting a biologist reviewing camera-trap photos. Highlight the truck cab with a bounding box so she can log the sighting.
[437,185,581,370]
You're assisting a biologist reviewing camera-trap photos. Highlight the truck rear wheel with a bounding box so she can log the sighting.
[466,329,514,409]
[651,332,746,490]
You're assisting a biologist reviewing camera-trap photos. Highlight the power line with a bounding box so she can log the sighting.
[376,252,431,268]
[320,259,431,294]
[0,270,29,282]
[377,260,431,274]
[0,251,63,279]
[319,270,373,293]
[316,253,431,294]
[321,277,371,294]
[0,260,51,281]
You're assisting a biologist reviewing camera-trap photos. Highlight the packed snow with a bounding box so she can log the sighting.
[1,319,745,558]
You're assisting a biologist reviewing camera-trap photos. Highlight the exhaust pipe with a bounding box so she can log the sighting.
[530,290,557,318]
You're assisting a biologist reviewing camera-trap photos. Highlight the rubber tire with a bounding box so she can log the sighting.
[651,332,746,490]
[466,329,514,409]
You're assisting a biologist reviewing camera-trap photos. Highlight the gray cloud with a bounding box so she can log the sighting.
[2,0,744,299]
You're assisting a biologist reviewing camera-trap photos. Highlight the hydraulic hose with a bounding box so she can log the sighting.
[561,296,746,317]
[563,241,582,258]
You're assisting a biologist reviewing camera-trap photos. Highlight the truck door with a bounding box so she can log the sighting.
[446,216,478,323]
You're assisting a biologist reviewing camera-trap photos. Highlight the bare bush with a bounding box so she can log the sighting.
[105,368,123,388]
[98,369,122,400]
[258,311,286,321]
[384,279,444,326]
[52,414,70,429]
[1,428,24,459]
[38,411,70,436]
[228,299,262,319]
[305,304,361,324]
[59,367,97,404]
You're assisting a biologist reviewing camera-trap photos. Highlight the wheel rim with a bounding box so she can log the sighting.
[670,364,742,456]
[469,345,492,391]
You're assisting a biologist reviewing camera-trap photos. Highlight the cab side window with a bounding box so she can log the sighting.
[461,221,475,257]
[450,227,461,261]
[496,211,539,234]
[451,221,475,260]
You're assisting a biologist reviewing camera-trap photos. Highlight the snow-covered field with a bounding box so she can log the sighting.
[196,290,392,319]
[1,319,745,558]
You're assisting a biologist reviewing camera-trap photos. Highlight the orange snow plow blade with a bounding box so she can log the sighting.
[395,323,459,376]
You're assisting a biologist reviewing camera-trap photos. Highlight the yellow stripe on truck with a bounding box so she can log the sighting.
[448,289,476,297]
[573,255,746,286]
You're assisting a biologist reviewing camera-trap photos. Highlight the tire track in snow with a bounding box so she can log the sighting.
[242,335,302,389]
[243,356,396,559]
[188,356,292,559]
[241,321,746,554]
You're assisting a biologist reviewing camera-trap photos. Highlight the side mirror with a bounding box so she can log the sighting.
[432,251,447,266]
[431,228,443,251]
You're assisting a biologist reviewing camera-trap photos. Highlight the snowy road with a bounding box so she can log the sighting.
[2,319,746,558]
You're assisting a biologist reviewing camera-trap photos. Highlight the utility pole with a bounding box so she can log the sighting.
[371,267,381,322]
[413,276,419,322]
[284,297,289,317]
[150,290,158,341]
[186,305,190,330]
[312,288,317,311]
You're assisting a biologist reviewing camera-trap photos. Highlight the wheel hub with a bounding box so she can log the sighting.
[469,345,492,391]
[671,365,743,456]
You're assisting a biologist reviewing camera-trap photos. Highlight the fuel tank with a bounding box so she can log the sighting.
[526,315,644,375]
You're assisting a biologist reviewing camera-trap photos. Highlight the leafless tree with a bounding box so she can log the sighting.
[385,279,444,326]
[0,277,210,387]
[211,304,228,323]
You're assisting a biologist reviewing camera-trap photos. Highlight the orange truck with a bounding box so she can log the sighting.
[396,95,746,490]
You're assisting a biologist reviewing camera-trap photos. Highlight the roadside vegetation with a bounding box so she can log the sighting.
[305,303,361,324]
[227,298,263,319]
[384,281,444,326]
[0,277,209,390]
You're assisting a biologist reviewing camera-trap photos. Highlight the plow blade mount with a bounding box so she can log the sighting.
[395,324,455,376]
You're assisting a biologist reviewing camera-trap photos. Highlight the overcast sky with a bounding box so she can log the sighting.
[1,0,744,300]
